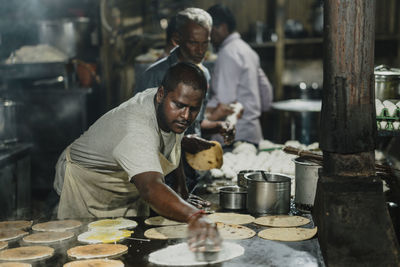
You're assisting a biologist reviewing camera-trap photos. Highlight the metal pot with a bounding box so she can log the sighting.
[271,99,321,145]
[237,170,265,188]
[375,65,400,100]
[0,99,18,145]
[245,172,291,215]
[219,186,247,210]
[293,157,321,212]
[38,17,91,58]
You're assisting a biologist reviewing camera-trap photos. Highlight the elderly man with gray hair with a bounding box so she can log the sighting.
[135,7,235,200]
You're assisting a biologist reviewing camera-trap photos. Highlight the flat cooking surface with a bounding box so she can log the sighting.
[2,195,325,266]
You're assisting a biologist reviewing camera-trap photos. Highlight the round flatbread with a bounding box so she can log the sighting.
[207,213,255,225]
[144,216,184,226]
[216,222,256,240]
[0,221,33,231]
[0,246,54,262]
[32,220,82,232]
[0,263,32,267]
[88,218,137,230]
[0,241,7,250]
[185,141,223,170]
[67,244,128,260]
[148,242,244,266]
[254,215,310,227]
[63,259,124,267]
[258,227,318,242]
[77,229,132,244]
[23,231,74,244]
[144,225,187,240]
[0,230,28,242]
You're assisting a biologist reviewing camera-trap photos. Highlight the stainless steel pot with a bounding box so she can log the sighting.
[237,170,265,188]
[0,99,18,145]
[245,172,291,215]
[293,157,321,212]
[375,65,400,100]
[38,17,91,58]
[271,99,321,145]
[219,186,247,210]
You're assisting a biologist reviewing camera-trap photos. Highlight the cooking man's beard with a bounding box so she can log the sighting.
[157,100,170,132]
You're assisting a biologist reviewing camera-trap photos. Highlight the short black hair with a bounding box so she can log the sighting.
[166,15,177,44]
[161,62,207,95]
[207,4,236,33]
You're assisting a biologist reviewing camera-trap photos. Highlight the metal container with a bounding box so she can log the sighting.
[237,170,265,188]
[245,172,291,215]
[38,17,91,58]
[271,99,321,145]
[375,65,400,100]
[293,157,321,212]
[0,99,18,145]
[219,186,247,210]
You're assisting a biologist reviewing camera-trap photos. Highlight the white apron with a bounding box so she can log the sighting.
[57,135,181,219]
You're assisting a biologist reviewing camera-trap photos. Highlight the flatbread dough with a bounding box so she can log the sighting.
[207,213,255,225]
[67,244,128,260]
[0,230,28,242]
[185,141,223,170]
[0,246,54,262]
[63,259,124,267]
[144,216,184,226]
[32,220,82,232]
[254,215,310,227]
[77,229,133,244]
[0,241,7,250]
[144,225,187,240]
[216,222,255,240]
[258,227,318,241]
[0,221,33,231]
[0,263,32,267]
[23,231,74,244]
[88,218,137,230]
[148,242,244,266]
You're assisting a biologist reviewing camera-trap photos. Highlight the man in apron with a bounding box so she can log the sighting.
[54,62,221,251]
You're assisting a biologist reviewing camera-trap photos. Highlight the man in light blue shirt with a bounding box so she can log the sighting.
[206,4,273,145]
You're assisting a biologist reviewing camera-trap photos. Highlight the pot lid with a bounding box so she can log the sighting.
[374,65,400,76]
[272,99,321,112]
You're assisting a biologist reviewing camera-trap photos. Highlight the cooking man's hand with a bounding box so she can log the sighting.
[182,135,215,154]
[187,212,222,253]
[219,122,236,145]
[186,194,211,209]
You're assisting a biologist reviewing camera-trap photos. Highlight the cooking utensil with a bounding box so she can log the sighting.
[246,172,291,215]
[293,157,321,212]
[237,170,264,188]
[375,65,400,100]
[219,186,247,210]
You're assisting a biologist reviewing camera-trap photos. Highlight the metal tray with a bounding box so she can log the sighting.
[0,61,67,80]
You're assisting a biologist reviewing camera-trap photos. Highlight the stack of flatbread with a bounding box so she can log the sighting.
[67,244,128,260]
[255,215,317,241]
[144,222,255,241]
[63,259,124,267]
[0,230,28,242]
[23,231,75,244]
[0,221,32,231]
[32,220,82,232]
[144,216,184,226]
[207,212,255,225]
[0,263,32,267]
[0,246,54,262]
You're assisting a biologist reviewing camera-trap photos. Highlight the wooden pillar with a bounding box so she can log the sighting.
[313,0,400,265]
[274,0,285,101]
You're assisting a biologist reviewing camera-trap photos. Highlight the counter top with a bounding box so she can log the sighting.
[5,197,325,267]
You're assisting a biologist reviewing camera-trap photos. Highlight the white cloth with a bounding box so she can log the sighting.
[207,32,273,144]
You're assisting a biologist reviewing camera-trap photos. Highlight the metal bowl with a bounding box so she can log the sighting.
[237,170,265,188]
[219,186,247,210]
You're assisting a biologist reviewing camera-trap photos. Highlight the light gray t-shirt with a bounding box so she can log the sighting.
[58,88,182,187]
